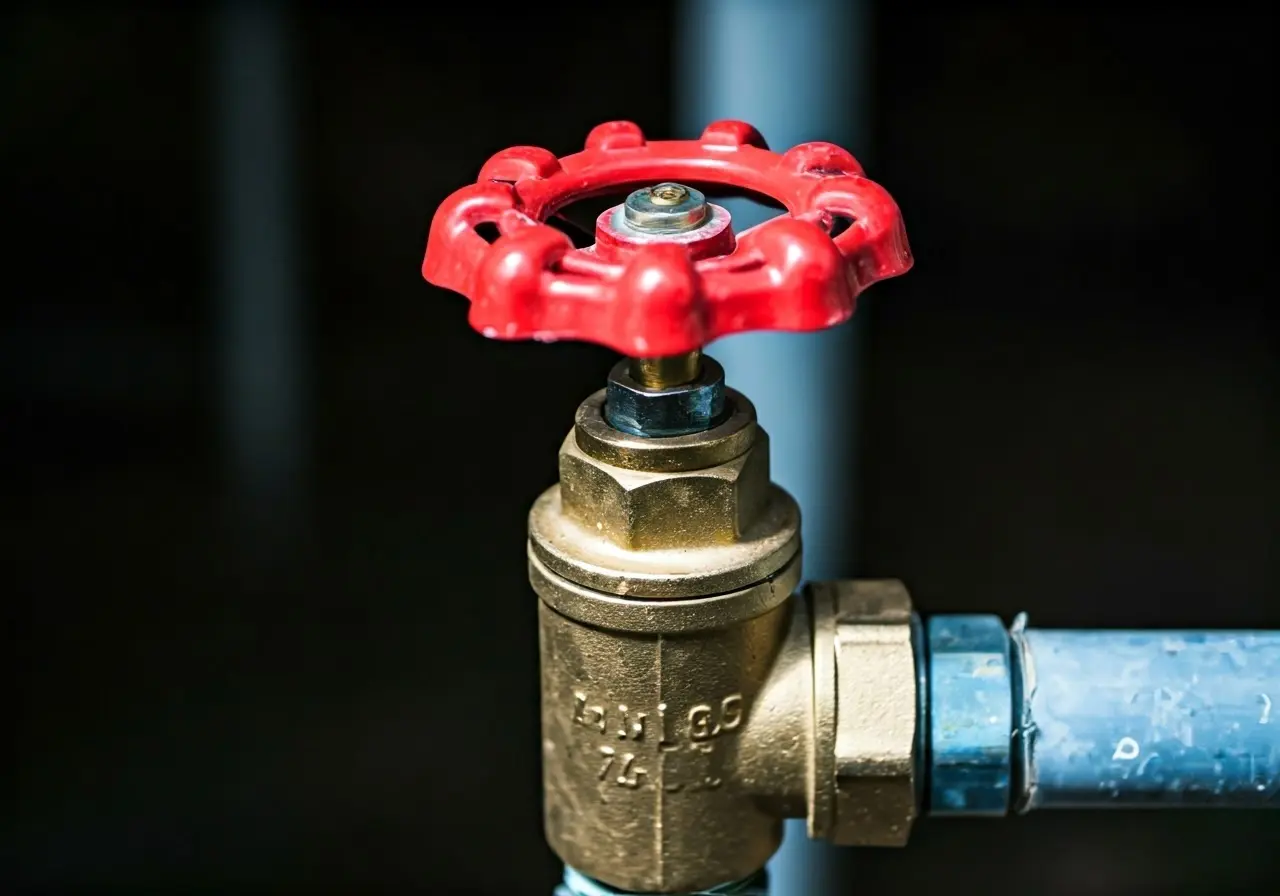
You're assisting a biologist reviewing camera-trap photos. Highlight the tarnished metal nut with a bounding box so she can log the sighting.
[927,615,1012,816]
[575,388,757,473]
[808,579,922,847]
[605,355,726,437]
[558,418,770,551]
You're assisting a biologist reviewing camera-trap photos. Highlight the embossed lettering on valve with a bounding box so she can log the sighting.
[573,690,745,792]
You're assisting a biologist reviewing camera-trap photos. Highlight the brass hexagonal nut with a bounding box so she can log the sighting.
[557,428,771,551]
[809,579,920,847]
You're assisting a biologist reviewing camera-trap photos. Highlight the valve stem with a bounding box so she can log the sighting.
[629,351,702,390]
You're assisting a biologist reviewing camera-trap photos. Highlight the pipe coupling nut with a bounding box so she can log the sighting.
[808,579,922,847]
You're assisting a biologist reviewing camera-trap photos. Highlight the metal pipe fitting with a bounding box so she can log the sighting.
[530,388,923,893]
[805,580,922,847]
[926,614,1013,815]
[532,389,1280,894]
[531,387,803,893]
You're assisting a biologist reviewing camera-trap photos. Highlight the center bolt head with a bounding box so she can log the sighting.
[623,182,708,233]
[647,183,689,206]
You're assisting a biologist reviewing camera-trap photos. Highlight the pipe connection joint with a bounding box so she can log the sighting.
[529,388,921,893]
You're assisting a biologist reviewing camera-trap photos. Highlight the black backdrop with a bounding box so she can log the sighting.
[8,5,1277,894]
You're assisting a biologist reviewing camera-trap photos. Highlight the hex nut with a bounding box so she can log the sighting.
[927,615,1012,815]
[557,425,770,551]
[604,356,726,438]
[810,579,921,847]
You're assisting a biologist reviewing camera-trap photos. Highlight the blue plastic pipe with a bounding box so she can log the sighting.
[927,615,1280,815]
[1011,622,1280,810]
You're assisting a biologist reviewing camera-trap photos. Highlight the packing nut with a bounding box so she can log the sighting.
[604,356,726,438]
[558,401,769,551]
[528,389,801,600]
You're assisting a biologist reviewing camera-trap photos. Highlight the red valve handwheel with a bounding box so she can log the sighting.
[423,120,912,357]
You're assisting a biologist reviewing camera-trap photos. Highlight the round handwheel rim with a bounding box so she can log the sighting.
[423,119,912,356]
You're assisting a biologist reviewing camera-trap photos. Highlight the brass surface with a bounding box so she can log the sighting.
[807,582,838,840]
[529,395,798,600]
[735,597,816,822]
[539,584,792,893]
[629,351,702,390]
[530,549,800,635]
[562,424,766,551]
[808,580,921,847]
[648,183,690,207]
[575,389,758,473]
[528,484,798,600]
[532,389,921,892]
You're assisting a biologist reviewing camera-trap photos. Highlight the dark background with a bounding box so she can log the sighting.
[6,4,1277,894]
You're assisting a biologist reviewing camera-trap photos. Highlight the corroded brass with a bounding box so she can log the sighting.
[532,389,922,893]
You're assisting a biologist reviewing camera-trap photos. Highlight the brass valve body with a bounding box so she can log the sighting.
[529,390,920,893]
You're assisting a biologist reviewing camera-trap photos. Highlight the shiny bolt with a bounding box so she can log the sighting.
[623,182,708,233]
[647,183,689,206]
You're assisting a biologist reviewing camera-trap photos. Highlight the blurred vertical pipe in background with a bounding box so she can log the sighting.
[213,2,305,548]
[676,1,870,893]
